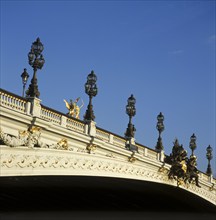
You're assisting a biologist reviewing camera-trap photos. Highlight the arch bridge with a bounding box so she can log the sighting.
[0,88,215,211]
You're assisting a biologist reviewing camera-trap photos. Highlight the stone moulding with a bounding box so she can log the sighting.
[0,146,215,205]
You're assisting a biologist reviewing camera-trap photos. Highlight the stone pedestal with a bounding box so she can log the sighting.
[157,150,165,162]
[28,97,41,117]
[125,137,137,152]
[208,174,213,183]
[85,120,96,137]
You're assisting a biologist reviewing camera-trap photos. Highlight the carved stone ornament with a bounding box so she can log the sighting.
[50,138,69,150]
[86,143,97,154]
[0,126,44,148]
[0,127,69,150]
[158,163,169,174]
[209,183,214,192]
[128,152,136,163]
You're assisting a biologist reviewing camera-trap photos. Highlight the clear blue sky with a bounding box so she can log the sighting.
[0,0,215,175]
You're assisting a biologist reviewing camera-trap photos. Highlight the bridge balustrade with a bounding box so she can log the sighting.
[113,136,126,148]
[0,89,27,113]
[66,117,85,133]
[95,129,111,142]
[41,107,62,124]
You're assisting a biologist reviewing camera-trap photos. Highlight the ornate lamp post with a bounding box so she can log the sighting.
[84,70,98,121]
[206,145,213,176]
[21,68,29,97]
[189,133,197,156]
[26,37,45,98]
[125,94,136,138]
[125,94,137,152]
[155,112,165,152]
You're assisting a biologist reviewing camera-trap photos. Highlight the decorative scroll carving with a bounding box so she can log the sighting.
[1,150,215,205]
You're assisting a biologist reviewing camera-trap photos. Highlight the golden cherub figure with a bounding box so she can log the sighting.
[64,98,84,119]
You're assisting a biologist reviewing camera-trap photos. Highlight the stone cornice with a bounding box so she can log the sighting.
[1,146,215,205]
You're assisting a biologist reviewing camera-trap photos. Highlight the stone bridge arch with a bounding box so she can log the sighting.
[0,88,215,213]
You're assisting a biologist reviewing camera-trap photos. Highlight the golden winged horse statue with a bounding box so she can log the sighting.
[64,98,84,119]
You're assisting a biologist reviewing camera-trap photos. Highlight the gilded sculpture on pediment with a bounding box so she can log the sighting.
[64,98,84,119]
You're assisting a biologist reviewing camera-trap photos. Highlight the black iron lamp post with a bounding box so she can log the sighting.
[26,37,45,98]
[125,94,137,152]
[84,70,98,121]
[125,94,136,138]
[206,145,213,176]
[189,133,197,156]
[155,112,165,152]
[21,68,29,97]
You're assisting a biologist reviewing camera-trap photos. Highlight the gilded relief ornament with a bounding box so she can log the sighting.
[0,127,70,151]
[51,138,69,150]
[128,152,136,163]
[158,163,169,174]
[86,143,97,154]
[0,126,45,148]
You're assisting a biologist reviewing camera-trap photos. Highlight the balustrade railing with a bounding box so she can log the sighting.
[41,105,85,133]
[0,89,27,113]
[113,136,126,148]
[146,148,158,160]
[95,129,110,142]
[0,88,157,158]
[66,118,85,133]
[41,107,62,124]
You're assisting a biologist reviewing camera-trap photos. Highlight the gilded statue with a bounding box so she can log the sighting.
[186,155,200,187]
[168,138,200,187]
[168,139,188,185]
[64,98,84,119]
